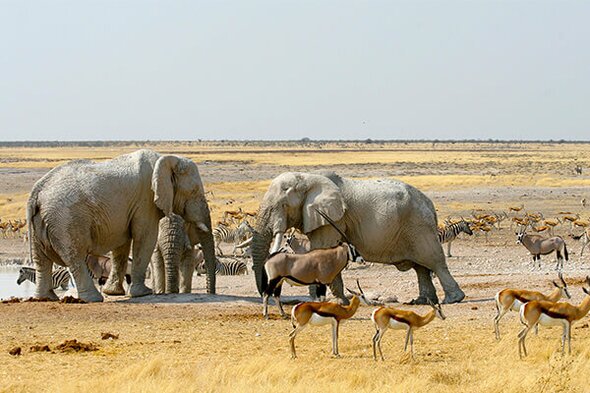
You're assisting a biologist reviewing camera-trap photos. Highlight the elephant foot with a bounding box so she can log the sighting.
[78,290,104,303]
[130,282,153,298]
[442,290,465,304]
[102,281,126,296]
[35,289,59,301]
[406,295,438,305]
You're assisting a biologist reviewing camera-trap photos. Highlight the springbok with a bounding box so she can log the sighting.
[262,209,364,319]
[569,228,590,257]
[289,280,368,359]
[516,228,568,270]
[371,300,446,360]
[518,276,590,358]
[493,273,570,340]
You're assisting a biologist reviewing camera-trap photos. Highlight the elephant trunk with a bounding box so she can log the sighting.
[161,232,182,294]
[252,205,283,295]
[199,232,216,294]
[158,215,186,293]
[251,230,272,295]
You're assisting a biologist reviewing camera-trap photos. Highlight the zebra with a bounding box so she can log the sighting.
[16,266,71,290]
[437,219,473,257]
[213,220,254,255]
[196,259,248,276]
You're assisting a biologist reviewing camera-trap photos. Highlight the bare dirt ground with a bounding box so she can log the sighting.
[1,142,589,392]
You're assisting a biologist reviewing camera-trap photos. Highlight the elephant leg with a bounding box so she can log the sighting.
[32,248,59,301]
[129,231,157,298]
[328,273,349,305]
[432,264,465,304]
[103,242,131,296]
[66,252,103,302]
[179,251,196,293]
[418,243,465,304]
[151,249,166,294]
[410,265,439,305]
[308,284,320,301]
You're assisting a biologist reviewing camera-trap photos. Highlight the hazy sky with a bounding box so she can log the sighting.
[1,1,589,141]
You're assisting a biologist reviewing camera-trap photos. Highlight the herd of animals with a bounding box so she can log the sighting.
[2,148,590,359]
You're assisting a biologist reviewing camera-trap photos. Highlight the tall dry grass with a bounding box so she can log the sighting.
[1,302,589,393]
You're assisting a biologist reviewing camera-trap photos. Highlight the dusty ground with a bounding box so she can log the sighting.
[1,142,589,392]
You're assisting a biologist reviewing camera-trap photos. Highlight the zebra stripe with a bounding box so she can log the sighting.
[437,220,473,257]
[438,220,472,244]
[215,260,248,276]
[17,266,71,290]
[213,220,254,255]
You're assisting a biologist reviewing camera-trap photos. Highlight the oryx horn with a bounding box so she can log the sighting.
[314,208,351,244]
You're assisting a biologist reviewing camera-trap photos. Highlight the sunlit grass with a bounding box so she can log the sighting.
[1,302,589,393]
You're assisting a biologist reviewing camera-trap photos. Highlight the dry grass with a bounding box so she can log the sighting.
[1,142,590,168]
[1,302,589,393]
[2,141,589,221]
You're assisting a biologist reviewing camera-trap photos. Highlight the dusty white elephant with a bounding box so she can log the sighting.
[251,171,465,304]
[27,149,217,302]
[151,213,203,294]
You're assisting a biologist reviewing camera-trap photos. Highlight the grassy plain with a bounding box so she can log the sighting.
[1,141,590,220]
[1,301,590,393]
[1,141,590,392]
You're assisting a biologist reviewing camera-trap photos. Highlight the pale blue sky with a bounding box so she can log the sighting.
[1,1,589,141]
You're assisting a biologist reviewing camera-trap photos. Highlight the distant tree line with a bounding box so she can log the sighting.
[0,139,588,148]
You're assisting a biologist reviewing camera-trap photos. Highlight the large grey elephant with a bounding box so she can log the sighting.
[26,149,217,302]
[151,213,201,294]
[251,172,465,304]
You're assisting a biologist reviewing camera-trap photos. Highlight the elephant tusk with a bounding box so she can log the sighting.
[197,222,210,233]
[269,232,284,254]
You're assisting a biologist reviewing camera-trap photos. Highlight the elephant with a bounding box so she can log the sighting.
[251,171,465,305]
[26,149,217,302]
[151,213,202,294]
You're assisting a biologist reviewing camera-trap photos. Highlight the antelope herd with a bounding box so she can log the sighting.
[0,218,27,239]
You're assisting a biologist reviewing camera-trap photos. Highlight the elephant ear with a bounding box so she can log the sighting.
[152,155,181,215]
[302,175,346,233]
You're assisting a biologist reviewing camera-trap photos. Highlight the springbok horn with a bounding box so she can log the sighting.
[314,208,351,244]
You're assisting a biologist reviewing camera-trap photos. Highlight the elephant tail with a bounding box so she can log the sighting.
[26,189,40,266]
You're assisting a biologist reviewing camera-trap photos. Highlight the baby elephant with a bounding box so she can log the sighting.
[151,213,201,294]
